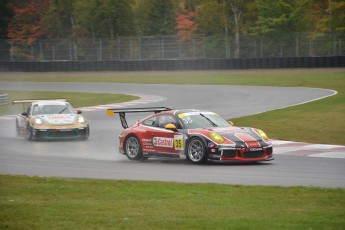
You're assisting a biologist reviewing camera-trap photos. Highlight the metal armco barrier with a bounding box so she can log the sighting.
[0,94,8,105]
[0,56,344,72]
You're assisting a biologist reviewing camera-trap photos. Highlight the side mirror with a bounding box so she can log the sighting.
[21,112,28,117]
[77,110,82,114]
[165,123,177,131]
[228,120,234,126]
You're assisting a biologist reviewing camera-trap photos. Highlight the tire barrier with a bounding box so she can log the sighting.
[0,94,8,105]
[0,56,344,72]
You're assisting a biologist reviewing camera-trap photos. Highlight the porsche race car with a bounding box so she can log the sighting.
[107,107,273,164]
[14,99,90,141]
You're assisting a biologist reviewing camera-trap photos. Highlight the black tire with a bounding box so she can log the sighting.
[186,137,208,164]
[124,135,143,161]
[26,125,33,141]
[82,125,90,140]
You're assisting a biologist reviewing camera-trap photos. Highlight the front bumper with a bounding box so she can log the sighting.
[208,146,273,162]
[31,127,89,140]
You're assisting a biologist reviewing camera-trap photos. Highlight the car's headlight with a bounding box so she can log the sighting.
[257,129,268,140]
[210,132,224,143]
[78,116,85,123]
[34,118,43,124]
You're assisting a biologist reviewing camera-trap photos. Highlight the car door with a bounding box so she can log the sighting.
[150,114,183,156]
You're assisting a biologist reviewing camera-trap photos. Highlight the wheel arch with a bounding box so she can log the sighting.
[123,133,144,161]
[185,134,208,152]
[124,132,143,145]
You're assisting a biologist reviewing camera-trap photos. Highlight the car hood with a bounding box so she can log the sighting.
[211,126,261,139]
[35,114,76,125]
[188,126,268,148]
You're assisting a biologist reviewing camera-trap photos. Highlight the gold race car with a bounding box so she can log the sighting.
[14,99,89,141]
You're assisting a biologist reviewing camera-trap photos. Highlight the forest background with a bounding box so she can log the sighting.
[0,0,344,61]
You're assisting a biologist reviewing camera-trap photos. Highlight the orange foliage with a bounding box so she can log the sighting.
[175,10,198,41]
[7,0,49,45]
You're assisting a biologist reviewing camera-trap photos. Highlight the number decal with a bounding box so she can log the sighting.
[174,135,184,150]
[182,117,193,124]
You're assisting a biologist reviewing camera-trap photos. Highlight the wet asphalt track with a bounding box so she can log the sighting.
[0,82,344,188]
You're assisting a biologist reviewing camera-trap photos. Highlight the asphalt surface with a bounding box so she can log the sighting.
[1,82,344,188]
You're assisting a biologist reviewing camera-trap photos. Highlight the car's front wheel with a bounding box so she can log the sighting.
[124,135,143,161]
[26,125,33,141]
[82,125,90,140]
[186,137,208,164]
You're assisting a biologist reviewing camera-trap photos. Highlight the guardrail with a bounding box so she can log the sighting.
[0,94,8,105]
[0,56,344,72]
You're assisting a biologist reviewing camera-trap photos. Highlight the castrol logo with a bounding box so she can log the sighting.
[153,137,174,148]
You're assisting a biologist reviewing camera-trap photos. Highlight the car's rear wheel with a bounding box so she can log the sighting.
[15,120,20,136]
[186,137,207,164]
[124,135,143,161]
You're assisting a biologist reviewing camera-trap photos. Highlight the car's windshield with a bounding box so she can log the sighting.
[178,112,231,129]
[32,104,74,115]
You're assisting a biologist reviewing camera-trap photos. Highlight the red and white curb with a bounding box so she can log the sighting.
[271,140,345,159]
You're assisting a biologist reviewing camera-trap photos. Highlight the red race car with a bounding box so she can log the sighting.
[107,107,273,164]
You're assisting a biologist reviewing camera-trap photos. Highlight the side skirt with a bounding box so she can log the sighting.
[145,152,185,160]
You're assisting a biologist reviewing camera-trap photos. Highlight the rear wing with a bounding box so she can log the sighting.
[106,107,172,129]
[12,99,66,111]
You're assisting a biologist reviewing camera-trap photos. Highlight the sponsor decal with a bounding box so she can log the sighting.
[181,111,215,117]
[142,138,154,150]
[47,115,71,119]
[41,114,75,125]
[134,127,146,133]
[208,142,215,148]
[178,113,186,118]
[153,137,174,148]
[249,148,262,151]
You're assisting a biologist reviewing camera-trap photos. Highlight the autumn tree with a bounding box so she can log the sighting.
[313,0,345,34]
[175,10,198,41]
[7,0,49,44]
[6,0,50,60]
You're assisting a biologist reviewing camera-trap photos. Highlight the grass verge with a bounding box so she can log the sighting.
[0,90,139,116]
[1,175,345,229]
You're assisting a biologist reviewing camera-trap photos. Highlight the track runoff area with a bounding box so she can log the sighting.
[2,96,344,160]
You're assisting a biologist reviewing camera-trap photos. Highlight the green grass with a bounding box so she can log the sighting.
[1,71,344,229]
[1,70,344,144]
[0,90,139,116]
[1,175,345,230]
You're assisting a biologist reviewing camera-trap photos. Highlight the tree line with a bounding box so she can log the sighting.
[0,0,344,60]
